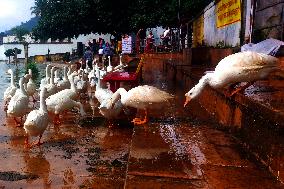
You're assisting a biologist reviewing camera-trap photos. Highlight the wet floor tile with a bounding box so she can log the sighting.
[125,175,209,189]
[201,165,283,189]
[128,123,204,180]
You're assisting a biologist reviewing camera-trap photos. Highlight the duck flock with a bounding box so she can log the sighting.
[3,51,282,148]
[3,55,174,148]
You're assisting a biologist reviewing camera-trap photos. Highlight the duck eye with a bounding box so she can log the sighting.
[189,92,193,95]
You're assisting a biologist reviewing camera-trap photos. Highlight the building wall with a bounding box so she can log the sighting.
[253,0,284,42]
[0,45,5,60]
[0,43,73,60]
[203,1,241,47]
[191,0,248,48]
[0,33,113,60]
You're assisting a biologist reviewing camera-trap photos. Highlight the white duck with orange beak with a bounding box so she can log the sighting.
[184,51,282,106]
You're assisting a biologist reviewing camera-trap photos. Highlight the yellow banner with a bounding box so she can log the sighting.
[216,0,241,28]
[193,14,204,47]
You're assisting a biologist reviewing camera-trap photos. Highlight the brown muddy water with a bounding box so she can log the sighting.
[0,61,283,188]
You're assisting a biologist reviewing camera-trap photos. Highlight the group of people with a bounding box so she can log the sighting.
[136,27,172,53]
[136,28,155,53]
[81,38,117,69]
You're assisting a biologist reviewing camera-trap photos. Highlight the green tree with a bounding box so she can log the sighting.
[13,48,22,65]
[11,26,30,67]
[4,49,15,64]
[32,0,211,40]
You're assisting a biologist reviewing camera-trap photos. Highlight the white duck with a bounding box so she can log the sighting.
[93,59,100,79]
[26,69,37,102]
[7,74,32,126]
[98,96,123,120]
[84,59,92,74]
[184,51,281,106]
[24,87,49,147]
[3,69,17,111]
[47,72,78,102]
[89,76,96,93]
[94,70,124,120]
[57,66,70,90]
[109,85,174,125]
[73,69,82,86]
[113,55,127,72]
[54,69,61,84]
[46,73,85,125]
[95,70,113,104]
[40,64,52,89]
[106,56,113,72]
[76,71,88,98]
[45,66,58,96]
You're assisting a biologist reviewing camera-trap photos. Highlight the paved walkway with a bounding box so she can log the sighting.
[0,62,283,188]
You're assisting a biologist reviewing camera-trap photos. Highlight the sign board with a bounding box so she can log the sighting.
[193,14,204,47]
[122,36,132,54]
[216,0,241,28]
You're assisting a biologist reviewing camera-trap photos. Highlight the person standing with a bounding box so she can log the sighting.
[83,46,93,69]
[136,28,146,54]
[145,31,154,53]
[161,27,171,49]
[103,42,113,66]
[98,39,105,63]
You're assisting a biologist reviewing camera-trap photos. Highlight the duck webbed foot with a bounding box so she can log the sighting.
[225,82,254,97]
[24,136,30,148]
[131,109,148,125]
[14,117,23,127]
[54,114,61,125]
[34,135,43,146]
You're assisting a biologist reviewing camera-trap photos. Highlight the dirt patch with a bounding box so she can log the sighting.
[0,171,39,181]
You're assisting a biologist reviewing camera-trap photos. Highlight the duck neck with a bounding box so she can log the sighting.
[50,68,55,85]
[20,78,27,95]
[55,70,59,79]
[67,67,71,76]
[39,90,47,112]
[112,88,127,105]
[10,71,15,86]
[96,70,101,89]
[70,75,76,91]
[46,66,51,78]
[205,72,220,88]
[195,74,212,96]
[64,67,68,80]
[119,56,122,66]
[108,57,111,67]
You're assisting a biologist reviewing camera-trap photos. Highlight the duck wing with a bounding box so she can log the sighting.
[215,51,279,72]
[124,85,173,109]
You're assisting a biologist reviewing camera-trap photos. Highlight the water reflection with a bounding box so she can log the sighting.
[23,148,51,188]
[0,61,47,103]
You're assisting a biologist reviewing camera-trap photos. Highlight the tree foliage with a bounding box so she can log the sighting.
[4,49,15,57]
[32,0,211,40]
[4,48,21,57]
[11,26,30,43]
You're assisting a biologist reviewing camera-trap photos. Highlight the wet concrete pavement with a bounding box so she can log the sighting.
[0,61,283,188]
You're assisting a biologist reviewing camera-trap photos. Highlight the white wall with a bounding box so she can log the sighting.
[0,43,73,60]
[70,33,112,49]
[0,33,112,60]
[203,2,241,47]
[0,45,5,60]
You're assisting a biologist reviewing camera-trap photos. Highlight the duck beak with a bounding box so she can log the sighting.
[24,74,32,80]
[184,96,191,107]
